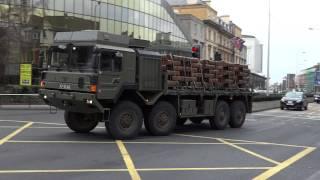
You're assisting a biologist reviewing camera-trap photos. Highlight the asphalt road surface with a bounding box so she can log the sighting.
[0,103,319,180]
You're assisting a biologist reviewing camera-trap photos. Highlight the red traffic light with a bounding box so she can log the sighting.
[192,47,199,52]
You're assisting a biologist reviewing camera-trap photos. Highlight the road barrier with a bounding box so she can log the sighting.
[0,94,42,109]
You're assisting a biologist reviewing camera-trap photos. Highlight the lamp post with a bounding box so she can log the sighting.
[266,0,271,96]
[93,1,101,30]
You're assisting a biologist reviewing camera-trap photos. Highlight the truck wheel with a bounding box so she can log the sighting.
[146,101,177,136]
[210,101,230,130]
[64,111,98,133]
[229,101,246,128]
[190,118,203,125]
[106,101,143,139]
[176,118,187,126]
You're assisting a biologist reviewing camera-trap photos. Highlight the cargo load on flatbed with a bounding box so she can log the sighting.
[161,55,250,90]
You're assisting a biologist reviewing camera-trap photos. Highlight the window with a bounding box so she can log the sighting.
[54,0,64,11]
[65,0,74,13]
[121,7,128,22]
[101,3,107,18]
[108,4,115,20]
[115,6,121,21]
[84,0,92,16]
[75,0,83,14]
[100,51,122,72]
[33,0,43,8]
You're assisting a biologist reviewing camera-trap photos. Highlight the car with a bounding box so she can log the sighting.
[280,92,308,111]
[314,94,320,104]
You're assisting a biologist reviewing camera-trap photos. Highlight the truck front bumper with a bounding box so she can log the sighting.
[39,89,104,113]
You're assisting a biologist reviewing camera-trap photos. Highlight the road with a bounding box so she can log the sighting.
[0,104,319,180]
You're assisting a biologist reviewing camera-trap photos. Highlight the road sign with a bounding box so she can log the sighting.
[20,64,32,86]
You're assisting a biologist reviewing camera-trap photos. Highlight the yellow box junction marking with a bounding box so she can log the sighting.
[253,147,316,180]
[0,122,33,146]
[116,140,141,180]
[176,134,280,165]
[216,138,280,165]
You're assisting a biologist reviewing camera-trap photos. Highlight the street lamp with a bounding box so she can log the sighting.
[266,0,271,96]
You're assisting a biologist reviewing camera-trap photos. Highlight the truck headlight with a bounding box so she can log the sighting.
[86,99,93,104]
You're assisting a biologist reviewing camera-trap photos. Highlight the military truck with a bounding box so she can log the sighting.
[39,31,253,139]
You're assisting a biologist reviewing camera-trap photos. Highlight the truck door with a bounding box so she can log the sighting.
[97,50,136,101]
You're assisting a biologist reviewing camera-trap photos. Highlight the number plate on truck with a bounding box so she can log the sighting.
[59,83,71,90]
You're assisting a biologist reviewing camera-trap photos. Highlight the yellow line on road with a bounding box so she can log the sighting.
[0,169,128,174]
[116,140,141,180]
[0,122,33,146]
[0,167,272,174]
[137,167,272,171]
[8,140,265,145]
[221,138,309,148]
[0,120,65,126]
[217,138,280,165]
[9,140,115,144]
[176,133,308,148]
[253,147,316,180]
[176,134,281,165]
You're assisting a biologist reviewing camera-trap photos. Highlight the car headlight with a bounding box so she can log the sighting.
[296,100,302,103]
[281,98,285,102]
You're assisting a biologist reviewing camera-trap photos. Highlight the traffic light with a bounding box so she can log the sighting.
[192,45,201,58]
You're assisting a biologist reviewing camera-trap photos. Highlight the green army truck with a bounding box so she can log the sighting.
[39,31,253,139]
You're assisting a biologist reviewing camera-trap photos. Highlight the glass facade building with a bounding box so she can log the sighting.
[0,0,191,93]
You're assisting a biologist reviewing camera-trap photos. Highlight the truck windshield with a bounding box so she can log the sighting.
[49,45,98,72]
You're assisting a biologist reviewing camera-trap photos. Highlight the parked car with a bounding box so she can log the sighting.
[314,94,320,103]
[280,92,308,110]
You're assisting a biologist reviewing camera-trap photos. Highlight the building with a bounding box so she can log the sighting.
[175,14,205,59]
[242,35,263,73]
[286,74,296,91]
[250,72,267,90]
[0,0,191,93]
[296,64,320,93]
[171,2,247,64]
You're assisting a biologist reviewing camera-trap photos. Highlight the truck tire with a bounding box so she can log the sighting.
[190,118,203,125]
[146,101,177,136]
[176,118,187,126]
[210,101,230,130]
[64,111,99,133]
[106,101,143,139]
[229,101,246,128]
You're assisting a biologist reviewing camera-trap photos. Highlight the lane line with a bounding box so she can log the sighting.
[137,167,272,171]
[9,140,115,144]
[0,122,33,146]
[0,126,105,129]
[116,140,141,180]
[252,114,320,121]
[216,138,280,165]
[176,133,308,148]
[0,169,128,174]
[176,134,280,165]
[8,140,265,145]
[253,147,316,180]
[0,120,65,126]
[221,138,309,148]
[0,167,272,174]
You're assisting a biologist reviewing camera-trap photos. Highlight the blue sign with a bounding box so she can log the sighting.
[315,71,320,86]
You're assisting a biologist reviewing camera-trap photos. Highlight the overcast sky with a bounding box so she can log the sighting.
[210,0,320,83]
